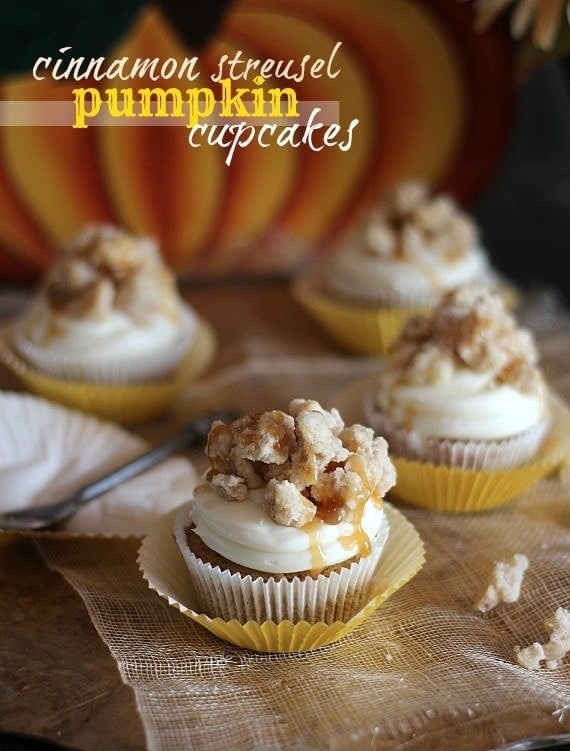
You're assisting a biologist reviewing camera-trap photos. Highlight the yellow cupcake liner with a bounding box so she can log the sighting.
[388,394,570,513]
[331,382,570,514]
[292,272,520,357]
[291,276,429,355]
[138,502,425,653]
[0,318,216,425]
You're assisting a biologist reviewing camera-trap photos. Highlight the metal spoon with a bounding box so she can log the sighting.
[492,734,570,751]
[0,409,235,531]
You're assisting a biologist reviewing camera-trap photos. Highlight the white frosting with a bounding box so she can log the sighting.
[13,223,197,379]
[13,304,198,382]
[21,305,191,363]
[191,483,387,573]
[327,242,489,303]
[376,369,546,441]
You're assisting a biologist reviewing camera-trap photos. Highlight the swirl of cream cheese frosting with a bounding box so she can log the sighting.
[12,303,197,384]
[17,303,196,364]
[325,181,492,305]
[326,242,489,304]
[375,369,546,441]
[190,482,388,574]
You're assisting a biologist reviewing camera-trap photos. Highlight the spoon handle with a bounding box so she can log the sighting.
[76,411,227,506]
[0,410,234,530]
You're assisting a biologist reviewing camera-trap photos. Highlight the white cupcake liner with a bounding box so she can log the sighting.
[11,304,198,384]
[173,502,390,625]
[362,388,550,471]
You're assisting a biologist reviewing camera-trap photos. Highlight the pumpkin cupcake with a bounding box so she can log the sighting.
[293,180,504,354]
[174,398,397,624]
[2,224,215,423]
[363,284,549,470]
[359,285,570,513]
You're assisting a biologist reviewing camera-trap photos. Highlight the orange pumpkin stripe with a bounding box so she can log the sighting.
[97,7,226,271]
[223,7,374,255]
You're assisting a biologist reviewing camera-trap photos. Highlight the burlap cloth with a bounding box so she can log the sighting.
[32,295,570,751]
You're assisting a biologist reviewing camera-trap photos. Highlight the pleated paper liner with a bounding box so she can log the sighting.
[138,503,425,653]
[291,275,428,355]
[173,503,391,624]
[0,317,216,425]
[389,396,570,513]
[333,380,570,514]
[0,391,197,537]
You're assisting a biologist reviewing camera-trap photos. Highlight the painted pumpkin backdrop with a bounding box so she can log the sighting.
[0,0,513,283]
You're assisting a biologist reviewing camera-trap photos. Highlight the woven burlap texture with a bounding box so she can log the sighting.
[34,315,570,751]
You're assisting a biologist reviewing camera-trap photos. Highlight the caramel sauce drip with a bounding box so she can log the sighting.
[302,519,326,572]
[306,454,382,571]
[315,497,345,525]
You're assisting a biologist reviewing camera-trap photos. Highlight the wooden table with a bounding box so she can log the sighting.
[0,280,331,751]
[1,280,568,751]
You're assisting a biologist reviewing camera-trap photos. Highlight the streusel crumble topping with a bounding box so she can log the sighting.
[360,180,479,262]
[206,399,396,528]
[383,285,543,395]
[44,224,182,324]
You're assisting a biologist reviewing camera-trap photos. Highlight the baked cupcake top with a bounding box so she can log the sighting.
[374,285,547,441]
[191,398,396,573]
[16,224,193,364]
[325,181,490,306]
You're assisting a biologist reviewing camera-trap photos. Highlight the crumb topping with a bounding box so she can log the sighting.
[384,285,543,394]
[42,224,182,324]
[205,399,396,528]
[358,180,479,262]
[515,607,570,670]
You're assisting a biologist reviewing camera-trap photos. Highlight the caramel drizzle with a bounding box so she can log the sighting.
[305,454,382,573]
[204,418,384,574]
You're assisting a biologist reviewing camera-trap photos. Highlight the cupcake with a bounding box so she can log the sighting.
[1,224,215,422]
[356,284,570,513]
[293,181,503,354]
[174,398,397,624]
[326,181,490,308]
[364,284,549,471]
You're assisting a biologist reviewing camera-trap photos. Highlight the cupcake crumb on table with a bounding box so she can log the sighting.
[292,180,507,355]
[174,398,397,624]
[514,607,570,670]
[474,553,529,613]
